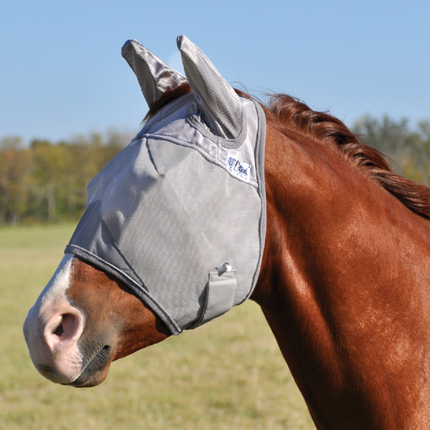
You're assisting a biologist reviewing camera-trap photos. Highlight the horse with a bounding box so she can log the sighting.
[24,36,430,429]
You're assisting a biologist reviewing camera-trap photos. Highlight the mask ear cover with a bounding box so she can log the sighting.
[122,39,187,108]
[177,35,243,139]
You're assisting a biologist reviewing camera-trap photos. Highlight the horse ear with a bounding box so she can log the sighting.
[122,39,187,108]
[177,35,243,139]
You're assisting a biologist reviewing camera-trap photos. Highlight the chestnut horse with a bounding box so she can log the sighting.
[24,37,430,429]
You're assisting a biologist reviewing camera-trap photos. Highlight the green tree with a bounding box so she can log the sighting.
[0,137,31,225]
[352,115,430,184]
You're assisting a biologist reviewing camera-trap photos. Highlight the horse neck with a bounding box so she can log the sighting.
[252,122,430,429]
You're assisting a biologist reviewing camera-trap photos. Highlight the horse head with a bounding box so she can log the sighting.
[23,36,266,387]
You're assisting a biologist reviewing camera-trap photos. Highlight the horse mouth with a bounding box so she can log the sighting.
[66,345,112,387]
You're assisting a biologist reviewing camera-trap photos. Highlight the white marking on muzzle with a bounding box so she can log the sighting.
[23,254,85,384]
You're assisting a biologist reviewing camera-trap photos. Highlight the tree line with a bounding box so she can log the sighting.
[1,116,430,225]
[352,116,430,185]
[0,131,131,225]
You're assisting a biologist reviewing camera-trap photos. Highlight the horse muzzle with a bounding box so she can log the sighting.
[23,303,86,385]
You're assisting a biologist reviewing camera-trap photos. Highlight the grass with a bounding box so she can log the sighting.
[0,224,315,429]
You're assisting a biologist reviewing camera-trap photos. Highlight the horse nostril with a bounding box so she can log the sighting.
[51,313,81,341]
[53,323,64,337]
[103,345,111,352]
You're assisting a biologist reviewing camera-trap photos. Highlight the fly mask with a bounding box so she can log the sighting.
[65,36,266,335]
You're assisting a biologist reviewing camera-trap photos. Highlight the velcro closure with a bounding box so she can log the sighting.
[192,269,237,328]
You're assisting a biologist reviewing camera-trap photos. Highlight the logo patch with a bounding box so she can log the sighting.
[226,154,251,182]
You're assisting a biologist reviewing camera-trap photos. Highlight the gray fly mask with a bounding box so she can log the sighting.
[65,36,266,335]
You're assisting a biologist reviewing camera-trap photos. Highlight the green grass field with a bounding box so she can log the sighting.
[0,224,315,429]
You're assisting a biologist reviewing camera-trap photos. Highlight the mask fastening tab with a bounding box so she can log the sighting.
[192,264,237,328]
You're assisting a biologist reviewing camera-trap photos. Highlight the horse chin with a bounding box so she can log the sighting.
[67,369,110,387]
[66,346,113,388]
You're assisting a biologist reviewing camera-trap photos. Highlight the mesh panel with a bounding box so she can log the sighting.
[66,95,266,333]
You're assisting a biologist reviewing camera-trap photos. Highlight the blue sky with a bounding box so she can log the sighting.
[1,1,429,143]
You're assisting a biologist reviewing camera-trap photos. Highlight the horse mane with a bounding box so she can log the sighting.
[146,84,430,221]
[144,83,193,121]
[264,94,430,221]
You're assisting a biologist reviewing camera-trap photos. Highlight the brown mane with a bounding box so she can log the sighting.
[148,84,430,220]
[265,94,430,220]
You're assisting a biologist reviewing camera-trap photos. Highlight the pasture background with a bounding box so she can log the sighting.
[0,224,315,429]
